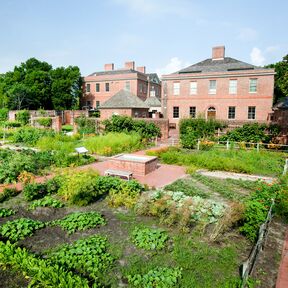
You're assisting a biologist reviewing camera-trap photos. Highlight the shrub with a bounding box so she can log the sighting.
[0,108,8,121]
[0,187,19,203]
[51,212,106,234]
[127,267,182,288]
[0,120,21,127]
[132,227,169,250]
[179,117,225,149]
[36,117,52,127]
[0,218,45,241]
[15,110,30,125]
[103,115,161,140]
[75,116,97,134]
[23,183,49,201]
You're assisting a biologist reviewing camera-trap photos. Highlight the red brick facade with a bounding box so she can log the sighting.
[82,62,161,109]
[162,46,275,127]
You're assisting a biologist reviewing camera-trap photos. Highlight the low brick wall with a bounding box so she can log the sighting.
[30,116,62,132]
[109,154,158,176]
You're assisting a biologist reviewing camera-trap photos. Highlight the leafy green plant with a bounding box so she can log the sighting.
[132,227,169,250]
[16,110,30,125]
[36,117,52,127]
[28,196,64,210]
[0,108,8,121]
[48,235,113,281]
[23,182,49,201]
[0,218,45,241]
[0,120,21,127]
[0,208,16,217]
[75,115,97,134]
[51,212,106,234]
[0,240,90,287]
[127,267,182,288]
[0,187,19,203]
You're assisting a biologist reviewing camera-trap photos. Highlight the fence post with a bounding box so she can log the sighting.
[197,139,200,150]
[226,140,229,150]
[155,137,158,146]
[257,143,260,152]
[283,159,288,175]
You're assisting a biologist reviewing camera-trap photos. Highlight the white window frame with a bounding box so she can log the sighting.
[229,80,237,94]
[86,83,90,93]
[190,81,197,95]
[249,79,257,93]
[209,80,217,94]
[173,82,180,95]
[96,83,100,92]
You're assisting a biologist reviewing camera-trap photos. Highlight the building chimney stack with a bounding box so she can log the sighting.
[212,46,225,60]
[136,66,146,74]
[104,63,114,71]
[125,61,135,70]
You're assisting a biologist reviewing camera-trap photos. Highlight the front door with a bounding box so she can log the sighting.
[207,107,216,119]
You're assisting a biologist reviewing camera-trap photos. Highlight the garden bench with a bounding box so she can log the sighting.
[104,169,133,180]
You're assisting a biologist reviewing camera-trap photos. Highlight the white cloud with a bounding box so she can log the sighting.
[156,57,190,77]
[250,47,265,66]
[112,0,190,17]
[237,28,258,42]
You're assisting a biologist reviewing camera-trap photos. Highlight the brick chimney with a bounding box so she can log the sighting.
[125,61,135,70]
[104,63,114,71]
[212,46,225,60]
[136,66,146,74]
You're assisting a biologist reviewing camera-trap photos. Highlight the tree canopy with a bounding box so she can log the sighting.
[266,54,288,104]
[0,58,82,110]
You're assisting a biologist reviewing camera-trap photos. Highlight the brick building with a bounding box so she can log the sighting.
[161,46,275,127]
[82,61,161,110]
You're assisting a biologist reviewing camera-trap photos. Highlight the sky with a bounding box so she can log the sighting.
[0,0,287,77]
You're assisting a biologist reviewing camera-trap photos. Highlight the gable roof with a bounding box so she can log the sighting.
[88,69,136,77]
[177,57,263,74]
[100,90,149,109]
[147,73,161,84]
[273,97,288,110]
[144,96,161,107]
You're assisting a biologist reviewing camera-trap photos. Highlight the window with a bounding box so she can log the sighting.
[209,80,217,94]
[96,83,100,92]
[229,80,237,94]
[150,90,155,97]
[86,101,91,107]
[228,106,235,119]
[173,82,180,95]
[125,81,131,91]
[96,101,100,108]
[86,84,90,93]
[249,79,257,93]
[189,106,196,118]
[248,106,256,119]
[190,82,197,95]
[105,83,110,92]
[173,106,179,118]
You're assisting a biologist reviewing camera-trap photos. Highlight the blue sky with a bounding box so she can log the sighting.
[0,0,287,76]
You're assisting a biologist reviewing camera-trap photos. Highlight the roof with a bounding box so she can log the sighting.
[176,57,264,74]
[144,96,161,107]
[147,73,161,84]
[88,69,136,77]
[273,97,288,110]
[99,90,149,109]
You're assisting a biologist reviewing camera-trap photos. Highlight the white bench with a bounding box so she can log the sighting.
[104,169,133,180]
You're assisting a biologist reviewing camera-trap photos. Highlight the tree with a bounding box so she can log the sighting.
[7,83,31,110]
[266,55,288,104]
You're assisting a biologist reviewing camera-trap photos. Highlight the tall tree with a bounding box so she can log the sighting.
[266,55,288,104]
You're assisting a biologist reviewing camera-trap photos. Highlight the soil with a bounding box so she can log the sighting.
[252,217,288,288]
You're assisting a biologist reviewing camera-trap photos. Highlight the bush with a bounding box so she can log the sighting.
[179,118,225,149]
[75,116,97,134]
[103,115,161,140]
[23,183,49,201]
[219,123,280,144]
[132,227,169,250]
[0,120,21,127]
[0,218,45,241]
[15,110,30,125]
[0,187,19,203]
[0,108,8,121]
[36,117,52,127]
